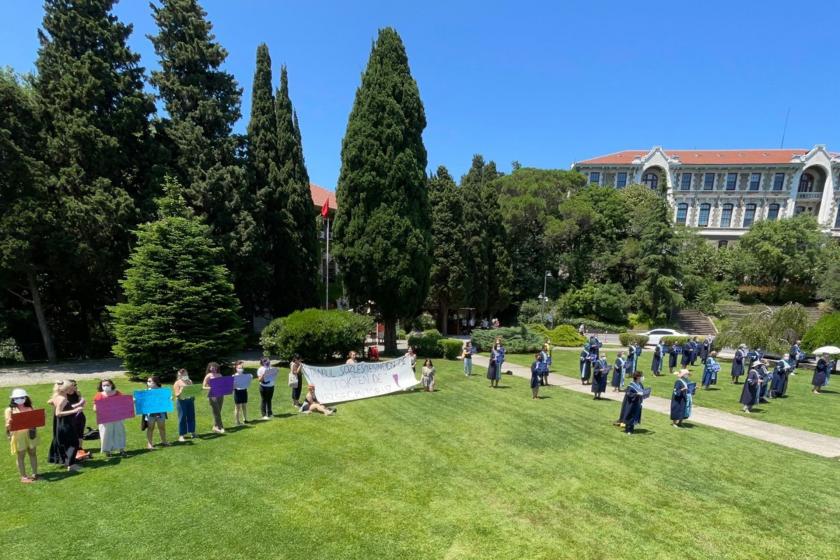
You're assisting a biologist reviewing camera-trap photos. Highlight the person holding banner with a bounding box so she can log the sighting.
[93,379,127,457]
[143,376,169,449]
[47,381,81,471]
[173,369,198,441]
[289,355,303,408]
[232,361,250,425]
[5,388,39,483]
[203,362,226,433]
[257,358,278,418]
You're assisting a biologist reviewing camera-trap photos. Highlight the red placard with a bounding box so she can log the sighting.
[9,408,46,431]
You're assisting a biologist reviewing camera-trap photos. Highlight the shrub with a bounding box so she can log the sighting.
[661,336,691,346]
[0,338,24,365]
[528,324,585,347]
[260,309,373,362]
[517,298,555,326]
[472,326,543,354]
[737,285,775,305]
[619,333,649,347]
[716,303,809,355]
[556,282,629,325]
[802,313,840,352]
[408,329,443,357]
[555,317,628,334]
[438,339,464,360]
[738,284,813,305]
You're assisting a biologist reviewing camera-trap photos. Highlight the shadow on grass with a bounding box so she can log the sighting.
[629,428,653,435]
[818,389,838,394]
[224,424,253,434]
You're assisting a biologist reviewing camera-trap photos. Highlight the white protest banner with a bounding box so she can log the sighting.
[301,355,419,404]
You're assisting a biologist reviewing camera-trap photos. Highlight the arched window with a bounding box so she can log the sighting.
[698,203,711,227]
[643,172,659,191]
[720,204,733,227]
[798,173,815,193]
[743,203,756,227]
[767,203,780,221]
[676,203,688,224]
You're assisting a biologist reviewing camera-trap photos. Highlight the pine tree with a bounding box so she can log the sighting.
[34,0,155,352]
[333,28,431,353]
[427,166,470,334]
[275,66,319,312]
[111,177,244,380]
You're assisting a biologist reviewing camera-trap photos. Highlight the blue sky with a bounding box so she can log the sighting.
[2,1,839,190]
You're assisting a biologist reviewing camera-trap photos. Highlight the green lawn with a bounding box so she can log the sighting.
[2,361,839,559]
[505,349,840,438]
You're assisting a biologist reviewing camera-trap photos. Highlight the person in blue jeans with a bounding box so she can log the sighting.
[173,368,197,442]
[462,341,474,377]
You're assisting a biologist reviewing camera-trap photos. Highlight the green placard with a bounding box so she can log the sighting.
[178,383,205,400]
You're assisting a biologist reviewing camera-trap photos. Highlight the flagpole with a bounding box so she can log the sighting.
[325,215,330,309]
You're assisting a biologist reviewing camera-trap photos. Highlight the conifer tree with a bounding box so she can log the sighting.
[334,28,431,353]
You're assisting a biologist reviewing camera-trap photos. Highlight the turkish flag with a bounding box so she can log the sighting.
[321,198,330,218]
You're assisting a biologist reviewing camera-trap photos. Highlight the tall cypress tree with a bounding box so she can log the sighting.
[275,66,319,311]
[334,28,431,353]
[34,0,155,352]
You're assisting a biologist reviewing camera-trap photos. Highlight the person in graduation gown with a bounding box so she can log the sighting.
[740,362,762,413]
[670,369,693,427]
[626,343,638,377]
[668,342,679,374]
[589,335,602,354]
[812,353,831,394]
[731,344,746,383]
[680,341,692,367]
[771,354,793,398]
[623,372,646,434]
[700,336,711,363]
[486,357,498,387]
[789,340,803,374]
[651,342,663,376]
[689,337,699,366]
[539,344,551,386]
[591,352,608,399]
[530,353,542,399]
[611,351,627,392]
[702,351,720,389]
[757,360,772,403]
[746,348,759,368]
[579,346,593,385]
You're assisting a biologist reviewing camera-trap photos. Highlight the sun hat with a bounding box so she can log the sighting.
[10,388,28,399]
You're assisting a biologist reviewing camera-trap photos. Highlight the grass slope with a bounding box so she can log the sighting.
[1,362,839,559]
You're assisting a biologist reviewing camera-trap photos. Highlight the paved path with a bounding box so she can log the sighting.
[473,355,840,459]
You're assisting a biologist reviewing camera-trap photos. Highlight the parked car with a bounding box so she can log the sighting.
[638,328,686,346]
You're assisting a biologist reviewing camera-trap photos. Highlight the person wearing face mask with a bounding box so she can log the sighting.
[622,372,646,435]
[143,376,169,449]
[257,358,278,419]
[93,379,126,457]
[47,380,81,471]
[5,388,39,483]
[64,379,89,460]
[203,362,225,434]
[173,368,197,442]
[232,360,251,425]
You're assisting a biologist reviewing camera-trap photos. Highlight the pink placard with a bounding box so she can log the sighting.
[95,394,136,424]
[208,375,234,397]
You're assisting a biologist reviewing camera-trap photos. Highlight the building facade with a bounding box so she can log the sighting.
[572,145,840,242]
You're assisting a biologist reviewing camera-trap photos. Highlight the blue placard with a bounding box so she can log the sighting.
[133,388,174,415]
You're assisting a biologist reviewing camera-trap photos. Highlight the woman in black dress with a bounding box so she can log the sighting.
[47,381,81,471]
[65,380,88,459]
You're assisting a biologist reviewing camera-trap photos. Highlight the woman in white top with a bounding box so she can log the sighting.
[256,358,277,420]
[346,351,358,365]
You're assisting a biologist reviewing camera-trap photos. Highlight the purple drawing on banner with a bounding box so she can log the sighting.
[393,373,400,387]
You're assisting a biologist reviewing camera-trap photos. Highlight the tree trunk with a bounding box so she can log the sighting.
[438,301,449,336]
[27,271,56,363]
[384,318,397,355]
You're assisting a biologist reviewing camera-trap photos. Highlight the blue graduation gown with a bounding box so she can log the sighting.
[651,344,663,375]
[702,357,719,387]
[739,369,760,407]
[670,378,690,420]
[771,360,791,397]
[592,359,608,393]
[812,358,830,387]
[731,349,745,378]
[700,340,710,363]
[580,350,592,382]
[668,345,679,368]
[530,361,540,389]
[611,358,626,388]
[680,344,691,366]
[624,382,645,432]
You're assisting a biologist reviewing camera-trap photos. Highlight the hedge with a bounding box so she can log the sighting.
[737,284,814,305]
[472,326,543,354]
[661,336,692,346]
[528,324,585,347]
[260,309,373,362]
[407,329,444,357]
[802,313,840,352]
[619,333,650,347]
[438,339,464,360]
[555,317,627,334]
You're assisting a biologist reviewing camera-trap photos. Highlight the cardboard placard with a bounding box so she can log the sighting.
[208,375,234,398]
[95,394,135,424]
[233,374,252,391]
[133,388,174,415]
[9,408,46,431]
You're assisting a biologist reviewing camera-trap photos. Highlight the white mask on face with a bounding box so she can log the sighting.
[13,398,26,406]
[147,381,154,388]
[236,367,244,374]
[640,377,645,383]
[102,386,112,393]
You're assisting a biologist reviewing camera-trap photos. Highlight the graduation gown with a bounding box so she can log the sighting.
[689,341,699,365]
[611,358,626,389]
[486,359,497,380]
[739,369,760,407]
[670,378,691,420]
[700,340,710,363]
[592,359,608,393]
[579,350,592,382]
[530,361,540,389]
[680,344,691,366]
[757,365,772,400]
[668,345,679,369]
[812,358,830,387]
[624,382,645,430]
[651,345,663,375]
[771,360,791,397]
[702,357,719,387]
[731,349,745,378]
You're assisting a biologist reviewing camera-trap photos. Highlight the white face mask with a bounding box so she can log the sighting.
[13,398,26,406]
[640,377,645,383]
[147,382,155,388]
[236,367,244,374]
[180,373,189,380]
[102,386,113,393]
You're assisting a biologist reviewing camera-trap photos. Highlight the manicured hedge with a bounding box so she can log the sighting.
[408,329,444,357]
[528,324,585,347]
[619,333,649,347]
[472,327,543,354]
[802,313,840,352]
[661,336,691,346]
[438,339,465,360]
[260,309,373,362]
[555,317,628,334]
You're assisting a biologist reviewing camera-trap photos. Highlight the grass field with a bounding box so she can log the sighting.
[504,349,840,438]
[2,361,840,559]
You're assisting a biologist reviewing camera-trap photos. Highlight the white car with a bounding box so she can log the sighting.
[638,328,685,346]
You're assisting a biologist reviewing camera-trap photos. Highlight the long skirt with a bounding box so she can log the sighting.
[99,421,126,453]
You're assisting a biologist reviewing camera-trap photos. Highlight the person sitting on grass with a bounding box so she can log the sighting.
[300,385,335,416]
[5,388,39,484]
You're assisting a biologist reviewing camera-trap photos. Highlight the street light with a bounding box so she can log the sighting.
[541,271,553,324]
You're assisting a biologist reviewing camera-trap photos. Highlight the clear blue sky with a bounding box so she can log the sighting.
[2,0,839,190]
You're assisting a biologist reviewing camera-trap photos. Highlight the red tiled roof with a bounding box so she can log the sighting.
[310,183,337,210]
[577,149,814,166]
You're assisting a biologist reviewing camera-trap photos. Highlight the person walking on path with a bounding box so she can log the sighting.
[670,369,693,427]
[530,353,542,399]
[740,361,762,413]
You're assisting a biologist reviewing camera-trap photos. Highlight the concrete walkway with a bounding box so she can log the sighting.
[473,355,840,459]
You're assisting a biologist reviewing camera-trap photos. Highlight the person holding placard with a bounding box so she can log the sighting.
[5,388,39,483]
[173,369,197,442]
[289,355,303,408]
[47,381,81,471]
[143,376,169,448]
[203,362,226,433]
[257,358,277,419]
[232,360,251,425]
[93,379,127,457]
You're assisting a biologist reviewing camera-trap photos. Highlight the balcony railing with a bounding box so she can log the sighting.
[796,191,823,200]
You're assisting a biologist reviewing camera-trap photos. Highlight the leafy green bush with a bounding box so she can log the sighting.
[517,298,555,326]
[619,333,649,347]
[661,336,691,346]
[0,338,24,365]
[472,326,543,354]
[260,309,373,362]
[528,324,585,347]
[411,312,437,331]
[556,282,629,325]
[802,313,840,352]
[738,284,813,305]
[555,317,628,334]
[407,329,443,357]
[716,303,809,354]
[438,339,464,360]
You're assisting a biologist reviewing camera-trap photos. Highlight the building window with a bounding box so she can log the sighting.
[589,171,600,185]
[703,173,715,190]
[749,173,761,191]
[743,203,756,227]
[767,203,780,221]
[718,240,729,248]
[698,203,710,227]
[798,172,814,193]
[643,172,659,191]
[616,172,627,188]
[794,205,805,215]
[726,173,738,190]
[676,203,688,224]
[773,173,785,191]
[680,173,691,191]
[720,204,733,227]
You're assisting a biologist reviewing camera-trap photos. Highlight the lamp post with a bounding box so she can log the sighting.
[541,271,553,324]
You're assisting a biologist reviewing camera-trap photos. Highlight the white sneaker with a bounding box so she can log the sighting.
[262,415,270,420]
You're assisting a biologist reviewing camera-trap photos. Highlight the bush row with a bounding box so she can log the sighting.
[555,317,628,334]
[471,327,544,354]
[737,284,813,305]
[618,333,649,347]
[528,324,585,347]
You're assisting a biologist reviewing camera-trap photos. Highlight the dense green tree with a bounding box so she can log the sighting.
[275,66,319,312]
[427,166,469,334]
[35,0,156,353]
[817,242,840,309]
[333,28,431,353]
[111,178,244,380]
[717,303,809,355]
